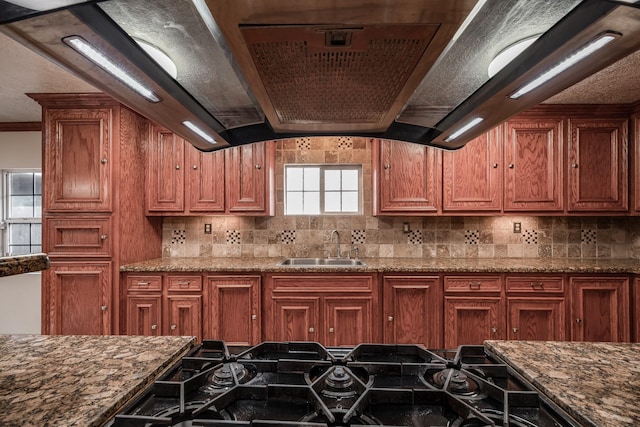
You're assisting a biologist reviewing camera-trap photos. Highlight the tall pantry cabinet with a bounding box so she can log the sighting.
[32,94,162,335]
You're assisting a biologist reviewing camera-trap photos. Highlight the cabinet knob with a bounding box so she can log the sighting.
[508,163,514,169]
[170,324,177,330]
[255,164,261,169]
[329,327,335,333]
[491,327,497,333]
[101,305,107,311]
[384,164,390,169]
[175,164,180,170]
[192,165,198,170]
[309,327,315,333]
[512,327,519,333]
[151,324,157,330]
[576,318,582,323]
[388,316,394,322]
[251,314,257,320]
[571,163,578,168]
[492,163,498,168]
[469,282,481,290]
[101,158,108,164]
[100,234,108,240]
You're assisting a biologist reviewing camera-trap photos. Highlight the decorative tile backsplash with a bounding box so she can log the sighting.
[162,137,640,259]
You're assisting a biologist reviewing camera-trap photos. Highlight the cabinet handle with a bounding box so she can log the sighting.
[177,280,191,286]
[151,324,157,330]
[530,282,544,289]
[170,324,177,330]
[492,163,498,168]
[469,282,481,290]
[137,281,150,286]
[508,163,514,169]
[329,327,335,333]
[101,158,107,164]
[491,327,497,334]
[100,234,108,240]
[384,164,390,169]
[388,316,394,322]
[512,327,519,333]
[101,305,107,311]
[571,163,578,168]
[309,327,315,333]
[255,164,262,169]
[176,164,180,170]
[192,165,198,170]
[251,314,257,320]
[576,318,582,323]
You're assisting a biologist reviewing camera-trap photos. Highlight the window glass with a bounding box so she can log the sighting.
[2,171,42,255]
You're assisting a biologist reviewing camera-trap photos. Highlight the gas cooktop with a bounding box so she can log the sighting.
[109,341,579,427]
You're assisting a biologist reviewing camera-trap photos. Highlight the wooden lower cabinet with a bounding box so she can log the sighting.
[264,274,379,346]
[569,276,630,342]
[206,276,261,346]
[382,275,442,347]
[45,261,112,335]
[166,295,202,340]
[444,297,505,347]
[127,295,161,336]
[507,298,565,341]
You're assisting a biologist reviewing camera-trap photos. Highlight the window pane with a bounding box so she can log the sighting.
[9,224,30,245]
[342,191,359,212]
[286,191,304,214]
[31,223,42,245]
[8,246,31,256]
[9,173,34,195]
[325,192,341,212]
[325,169,341,191]
[34,173,42,196]
[342,169,359,191]
[304,167,320,191]
[304,191,320,214]
[286,168,304,191]
[9,196,35,218]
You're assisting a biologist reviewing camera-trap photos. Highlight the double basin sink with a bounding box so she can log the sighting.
[277,257,366,267]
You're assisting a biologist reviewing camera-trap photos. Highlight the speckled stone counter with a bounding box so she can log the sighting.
[0,253,49,277]
[485,340,640,427]
[0,334,195,427]
[120,256,640,274]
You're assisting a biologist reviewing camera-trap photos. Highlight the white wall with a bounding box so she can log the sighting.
[0,131,42,334]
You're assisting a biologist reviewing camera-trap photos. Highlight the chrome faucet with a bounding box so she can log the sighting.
[329,229,341,258]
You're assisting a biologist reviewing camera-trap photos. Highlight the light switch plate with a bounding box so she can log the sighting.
[513,222,521,233]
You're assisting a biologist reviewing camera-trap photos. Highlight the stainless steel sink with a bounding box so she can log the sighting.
[277,257,367,267]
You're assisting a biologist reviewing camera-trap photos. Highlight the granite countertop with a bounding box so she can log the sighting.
[120,256,640,274]
[485,340,640,427]
[0,253,50,277]
[0,334,195,427]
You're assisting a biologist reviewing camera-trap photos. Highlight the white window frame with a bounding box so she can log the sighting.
[1,169,42,256]
[284,164,363,215]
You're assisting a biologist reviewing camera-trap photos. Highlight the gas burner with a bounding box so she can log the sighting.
[322,366,356,399]
[431,368,481,397]
[206,363,252,390]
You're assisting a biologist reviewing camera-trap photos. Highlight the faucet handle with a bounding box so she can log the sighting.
[348,246,359,259]
[323,249,332,259]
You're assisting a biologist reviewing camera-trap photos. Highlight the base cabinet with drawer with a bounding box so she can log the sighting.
[264,274,379,346]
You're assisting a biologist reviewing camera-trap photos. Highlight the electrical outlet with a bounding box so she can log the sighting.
[513,222,521,233]
[403,222,410,233]
[204,223,212,234]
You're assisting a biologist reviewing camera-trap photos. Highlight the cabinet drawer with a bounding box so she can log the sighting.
[506,276,564,293]
[167,275,202,291]
[46,217,112,257]
[444,276,502,293]
[126,275,162,292]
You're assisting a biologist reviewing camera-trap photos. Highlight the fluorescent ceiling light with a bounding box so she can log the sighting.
[509,32,618,99]
[5,0,86,11]
[63,35,161,103]
[444,117,484,142]
[488,35,540,78]
[135,39,177,79]
[183,120,217,144]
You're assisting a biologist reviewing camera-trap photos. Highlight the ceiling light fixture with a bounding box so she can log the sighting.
[62,35,161,103]
[444,117,484,142]
[183,120,217,144]
[135,39,177,79]
[488,35,540,78]
[509,32,618,99]
[5,0,86,11]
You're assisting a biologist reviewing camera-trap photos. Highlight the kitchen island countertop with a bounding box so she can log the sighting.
[0,334,196,427]
[485,340,640,427]
[120,256,640,274]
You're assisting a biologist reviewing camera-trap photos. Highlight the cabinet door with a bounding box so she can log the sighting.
[127,295,161,336]
[270,296,320,342]
[442,128,501,212]
[504,119,563,212]
[383,276,442,347]
[324,297,372,346]
[44,108,112,212]
[147,124,185,212]
[507,298,565,341]
[46,262,111,335]
[45,216,112,257]
[374,139,440,214]
[186,144,225,213]
[567,119,628,211]
[226,142,272,214]
[207,276,261,346]
[166,295,202,342]
[570,276,630,342]
[444,297,504,347]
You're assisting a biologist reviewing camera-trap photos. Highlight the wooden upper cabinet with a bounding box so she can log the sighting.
[567,118,628,212]
[442,128,502,213]
[226,142,274,215]
[374,139,440,215]
[504,119,563,212]
[633,115,640,213]
[187,143,225,213]
[147,123,185,212]
[44,108,112,212]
